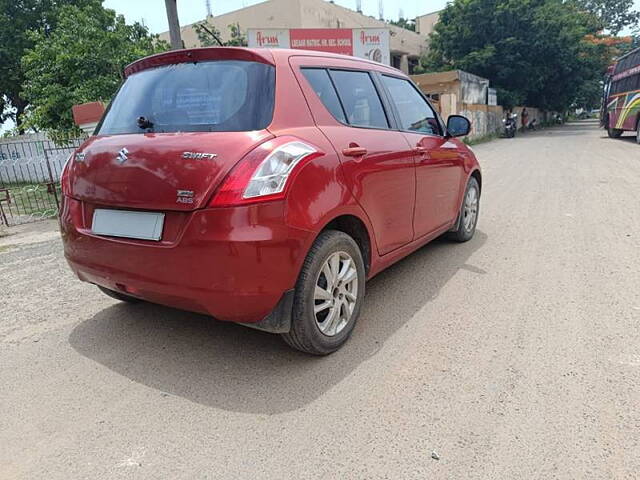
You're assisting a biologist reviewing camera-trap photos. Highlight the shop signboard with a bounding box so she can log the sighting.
[248,28,390,65]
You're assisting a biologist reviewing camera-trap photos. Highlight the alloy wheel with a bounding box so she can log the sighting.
[463,185,479,233]
[313,251,359,336]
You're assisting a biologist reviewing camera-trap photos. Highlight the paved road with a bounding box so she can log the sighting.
[1,121,639,479]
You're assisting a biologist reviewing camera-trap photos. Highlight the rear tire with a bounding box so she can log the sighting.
[97,286,141,303]
[282,230,365,355]
[607,117,623,138]
[636,120,640,144]
[447,177,480,243]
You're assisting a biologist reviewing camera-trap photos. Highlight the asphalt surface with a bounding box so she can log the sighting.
[1,120,639,479]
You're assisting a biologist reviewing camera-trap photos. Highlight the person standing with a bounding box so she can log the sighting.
[521,108,529,132]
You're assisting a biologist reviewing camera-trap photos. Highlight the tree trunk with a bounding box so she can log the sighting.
[164,0,182,50]
[13,97,27,135]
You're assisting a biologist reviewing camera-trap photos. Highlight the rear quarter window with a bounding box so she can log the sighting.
[301,68,347,124]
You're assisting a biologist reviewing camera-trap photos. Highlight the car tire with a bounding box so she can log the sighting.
[607,117,623,138]
[447,176,480,243]
[282,230,365,355]
[636,120,640,144]
[97,286,141,303]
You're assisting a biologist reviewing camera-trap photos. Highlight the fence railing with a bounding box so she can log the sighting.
[0,138,85,227]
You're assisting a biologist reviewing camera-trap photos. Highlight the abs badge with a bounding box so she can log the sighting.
[176,189,195,204]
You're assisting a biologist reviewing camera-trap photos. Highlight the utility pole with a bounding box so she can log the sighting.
[164,0,182,50]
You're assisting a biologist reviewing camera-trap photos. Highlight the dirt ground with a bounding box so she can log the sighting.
[1,121,639,479]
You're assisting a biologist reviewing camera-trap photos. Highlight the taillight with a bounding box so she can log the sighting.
[60,152,74,195]
[209,138,321,207]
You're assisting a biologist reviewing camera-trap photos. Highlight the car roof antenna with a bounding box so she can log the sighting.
[199,23,224,47]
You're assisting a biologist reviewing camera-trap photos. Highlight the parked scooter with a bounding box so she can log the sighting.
[503,113,517,138]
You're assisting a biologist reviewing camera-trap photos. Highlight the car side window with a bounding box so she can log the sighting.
[329,70,389,129]
[301,68,347,124]
[381,75,440,135]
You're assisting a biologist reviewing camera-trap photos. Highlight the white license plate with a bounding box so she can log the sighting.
[92,209,165,241]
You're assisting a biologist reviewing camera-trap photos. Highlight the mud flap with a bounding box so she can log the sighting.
[239,289,294,334]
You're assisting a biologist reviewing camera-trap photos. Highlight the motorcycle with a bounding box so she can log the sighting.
[503,113,517,138]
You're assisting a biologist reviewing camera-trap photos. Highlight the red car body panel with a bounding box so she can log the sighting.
[61,196,311,322]
[61,47,481,328]
[67,131,274,211]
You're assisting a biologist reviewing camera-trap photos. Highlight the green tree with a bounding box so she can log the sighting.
[21,2,167,141]
[388,17,416,32]
[194,21,248,47]
[423,0,611,112]
[0,0,96,133]
[619,28,640,52]
[226,23,248,46]
[575,0,639,35]
[574,78,604,110]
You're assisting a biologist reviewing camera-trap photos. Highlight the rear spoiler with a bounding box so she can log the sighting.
[124,47,275,77]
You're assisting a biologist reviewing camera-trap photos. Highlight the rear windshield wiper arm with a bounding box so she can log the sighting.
[137,116,154,130]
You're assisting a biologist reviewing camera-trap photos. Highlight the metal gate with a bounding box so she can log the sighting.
[0,139,84,227]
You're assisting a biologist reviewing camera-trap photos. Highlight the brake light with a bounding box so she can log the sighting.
[209,138,321,207]
[60,152,74,195]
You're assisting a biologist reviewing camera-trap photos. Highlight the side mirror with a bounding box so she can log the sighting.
[446,115,471,137]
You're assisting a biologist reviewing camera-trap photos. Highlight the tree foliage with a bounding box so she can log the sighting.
[575,0,639,35]
[194,22,248,47]
[21,2,167,141]
[423,0,613,111]
[388,17,416,32]
[0,0,96,132]
[618,29,640,53]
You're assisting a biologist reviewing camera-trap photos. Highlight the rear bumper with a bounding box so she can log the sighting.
[60,196,313,326]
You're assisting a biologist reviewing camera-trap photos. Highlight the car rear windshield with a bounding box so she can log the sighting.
[96,60,275,135]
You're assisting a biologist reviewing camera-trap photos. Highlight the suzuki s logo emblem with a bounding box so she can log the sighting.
[116,147,129,164]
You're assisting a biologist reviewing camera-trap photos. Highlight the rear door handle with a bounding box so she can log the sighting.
[342,146,368,157]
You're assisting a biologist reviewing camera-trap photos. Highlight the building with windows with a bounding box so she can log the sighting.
[158,0,428,73]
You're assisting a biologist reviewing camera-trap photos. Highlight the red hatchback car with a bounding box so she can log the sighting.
[60,47,481,355]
